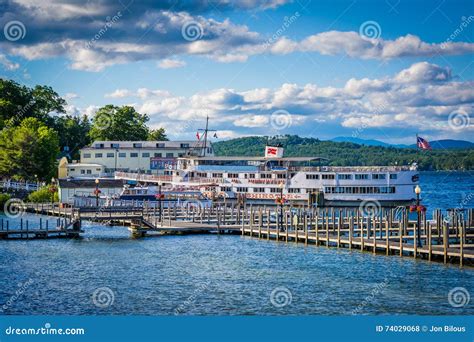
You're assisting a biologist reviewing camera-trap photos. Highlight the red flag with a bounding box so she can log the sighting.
[417,136,431,150]
[196,132,200,140]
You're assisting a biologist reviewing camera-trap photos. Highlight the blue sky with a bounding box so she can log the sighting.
[0,0,473,143]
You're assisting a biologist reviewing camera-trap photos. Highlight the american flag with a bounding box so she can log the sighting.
[417,136,431,150]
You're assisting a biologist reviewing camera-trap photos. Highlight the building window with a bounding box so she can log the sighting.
[355,174,370,180]
[69,168,75,172]
[166,153,174,158]
[156,143,165,148]
[236,187,248,193]
[95,153,103,158]
[338,174,352,180]
[106,153,114,158]
[228,173,239,178]
[130,153,138,158]
[118,153,126,158]
[133,143,142,148]
[180,143,189,148]
[390,174,397,180]
[94,143,104,148]
[373,174,386,180]
[96,168,101,171]
[253,188,265,193]
[83,153,91,158]
[111,143,120,148]
[321,174,335,180]
[86,170,92,174]
[142,153,150,157]
[81,169,85,174]
[306,174,319,180]
[154,153,162,158]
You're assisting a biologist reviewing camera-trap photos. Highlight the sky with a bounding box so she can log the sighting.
[0,0,473,144]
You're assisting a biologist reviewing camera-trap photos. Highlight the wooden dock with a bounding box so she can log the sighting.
[17,201,474,266]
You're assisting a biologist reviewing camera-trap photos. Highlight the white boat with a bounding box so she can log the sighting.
[166,145,419,206]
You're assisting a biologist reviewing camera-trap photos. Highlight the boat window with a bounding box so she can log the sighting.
[253,188,265,193]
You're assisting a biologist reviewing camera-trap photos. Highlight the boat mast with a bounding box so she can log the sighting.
[198,116,216,157]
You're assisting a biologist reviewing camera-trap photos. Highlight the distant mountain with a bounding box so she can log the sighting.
[331,136,407,148]
[407,139,474,150]
[331,137,474,149]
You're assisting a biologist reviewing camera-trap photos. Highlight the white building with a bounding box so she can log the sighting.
[79,140,213,174]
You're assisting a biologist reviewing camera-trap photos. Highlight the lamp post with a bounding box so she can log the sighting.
[415,185,422,247]
[278,182,284,231]
[158,183,162,222]
[50,177,56,207]
[95,178,100,207]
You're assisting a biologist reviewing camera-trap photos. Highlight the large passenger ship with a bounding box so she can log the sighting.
[127,145,419,206]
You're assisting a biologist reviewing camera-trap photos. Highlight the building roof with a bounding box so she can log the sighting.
[83,140,206,150]
[58,178,125,188]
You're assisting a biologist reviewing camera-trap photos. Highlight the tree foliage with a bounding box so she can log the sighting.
[0,117,59,180]
[213,135,474,171]
[53,114,91,159]
[27,186,58,203]
[89,105,150,141]
[148,127,168,141]
[0,79,66,129]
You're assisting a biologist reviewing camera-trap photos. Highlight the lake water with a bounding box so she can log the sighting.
[0,172,473,315]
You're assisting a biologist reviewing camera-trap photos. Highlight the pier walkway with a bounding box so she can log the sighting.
[2,201,472,266]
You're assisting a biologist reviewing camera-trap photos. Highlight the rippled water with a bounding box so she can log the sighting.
[0,172,473,315]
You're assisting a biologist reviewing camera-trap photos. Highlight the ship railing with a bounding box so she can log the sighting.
[287,166,414,172]
[114,172,172,183]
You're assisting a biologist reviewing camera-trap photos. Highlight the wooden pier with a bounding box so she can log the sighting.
[12,201,474,266]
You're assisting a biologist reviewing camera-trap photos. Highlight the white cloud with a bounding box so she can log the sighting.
[157,58,186,69]
[105,89,134,98]
[0,54,20,70]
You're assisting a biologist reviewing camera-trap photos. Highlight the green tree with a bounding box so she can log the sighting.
[27,186,58,203]
[0,117,59,180]
[53,114,91,159]
[148,127,168,141]
[0,79,66,129]
[89,105,149,141]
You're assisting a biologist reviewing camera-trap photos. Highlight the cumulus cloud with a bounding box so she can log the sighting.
[99,62,470,139]
[0,54,20,70]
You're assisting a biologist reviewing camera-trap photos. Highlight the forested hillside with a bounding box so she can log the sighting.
[213,136,474,171]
